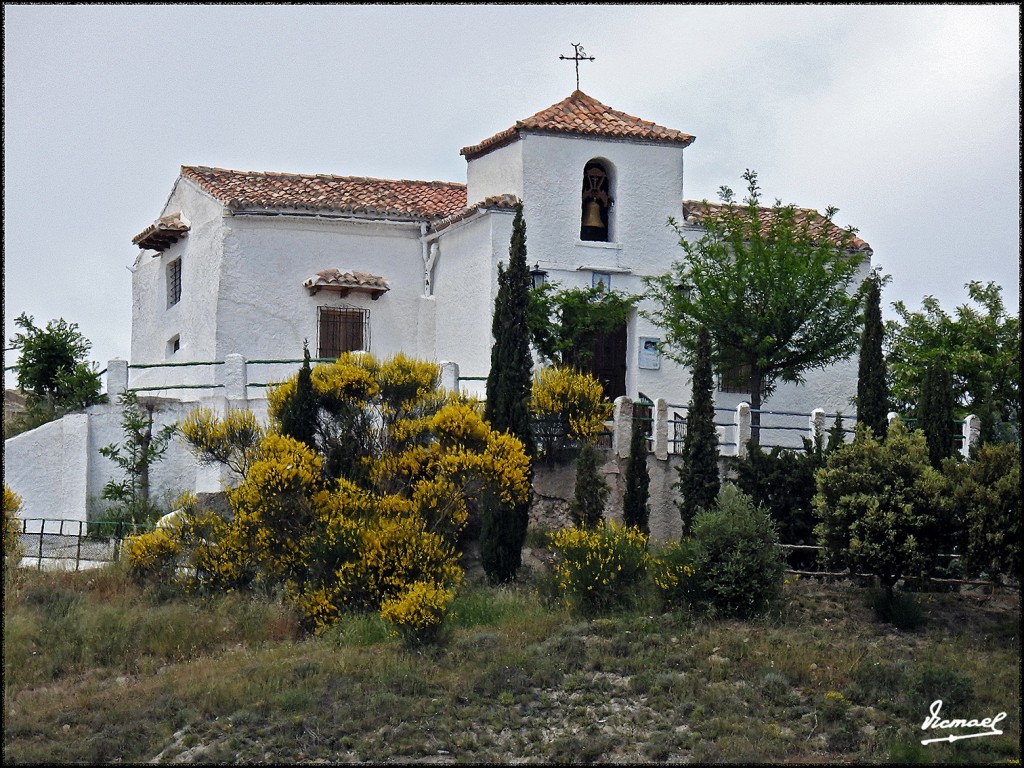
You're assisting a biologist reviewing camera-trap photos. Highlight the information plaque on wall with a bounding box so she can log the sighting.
[639,337,661,370]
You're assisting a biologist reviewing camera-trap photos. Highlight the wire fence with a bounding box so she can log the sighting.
[17,518,155,571]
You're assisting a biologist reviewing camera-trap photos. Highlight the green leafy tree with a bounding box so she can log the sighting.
[919,359,956,469]
[482,200,534,583]
[622,416,650,535]
[529,283,638,370]
[813,420,950,598]
[675,325,720,535]
[7,313,105,428]
[643,169,868,443]
[98,391,178,525]
[857,270,889,439]
[886,281,1020,444]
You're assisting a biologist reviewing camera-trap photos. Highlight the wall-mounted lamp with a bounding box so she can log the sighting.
[675,281,694,301]
[530,263,548,290]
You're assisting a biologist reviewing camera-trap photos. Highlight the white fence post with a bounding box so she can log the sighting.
[224,354,247,403]
[439,361,460,393]
[735,402,751,459]
[961,414,980,459]
[614,396,633,458]
[810,408,826,445]
[653,398,669,460]
[106,359,129,398]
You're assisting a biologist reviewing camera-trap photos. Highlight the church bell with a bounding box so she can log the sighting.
[582,199,605,229]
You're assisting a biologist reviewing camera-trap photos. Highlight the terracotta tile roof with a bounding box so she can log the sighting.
[682,200,873,253]
[461,90,696,160]
[132,211,191,251]
[180,166,467,220]
[429,194,520,234]
[303,269,390,298]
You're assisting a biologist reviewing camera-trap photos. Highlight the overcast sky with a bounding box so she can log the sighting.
[3,3,1020,390]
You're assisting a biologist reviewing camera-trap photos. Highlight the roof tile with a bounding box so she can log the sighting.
[181,166,467,220]
[682,200,873,253]
[461,90,695,159]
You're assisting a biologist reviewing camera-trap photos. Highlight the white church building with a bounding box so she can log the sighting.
[127,90,872,407]
[7,90,876,529]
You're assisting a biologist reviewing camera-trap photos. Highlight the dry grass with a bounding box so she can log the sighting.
[3,563,1019,764]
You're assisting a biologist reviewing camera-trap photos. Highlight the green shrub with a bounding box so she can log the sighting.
[813,420,950,596]
[867,588,927,630]
[688,485,785,619]
[732,438,826,545]
[913,666,974,712]
[944,442,1020,581]
[548,521,649,616]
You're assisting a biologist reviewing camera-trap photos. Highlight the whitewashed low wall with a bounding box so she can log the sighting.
[5,398,225,525]
[4,414,90,524]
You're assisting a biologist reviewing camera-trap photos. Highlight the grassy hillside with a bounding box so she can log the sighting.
[3,564,1019,764]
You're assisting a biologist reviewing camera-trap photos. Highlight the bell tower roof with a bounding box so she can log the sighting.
[460,90,696,160]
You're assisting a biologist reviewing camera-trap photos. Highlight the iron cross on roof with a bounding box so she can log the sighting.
[559,43,595,91]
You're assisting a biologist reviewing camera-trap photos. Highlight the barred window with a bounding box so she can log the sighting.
[318,306,369,358]
[167,258,182,307]
[718,363,768,394]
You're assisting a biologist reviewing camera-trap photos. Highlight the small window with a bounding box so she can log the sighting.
[592,272,611,291]
[167,258,182,307]
[167,335,180,356]
[318,306,369,358]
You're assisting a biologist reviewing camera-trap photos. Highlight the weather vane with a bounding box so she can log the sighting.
[559,43,595,91]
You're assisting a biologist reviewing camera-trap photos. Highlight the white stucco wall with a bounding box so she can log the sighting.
[131,178,226,366]
[465,140,525,205]
[214,214,426,365]
[432,211,513,397]
[4,414,90,525]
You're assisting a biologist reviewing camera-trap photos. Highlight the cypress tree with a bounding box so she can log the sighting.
[484,201,534,452]
[481,201,534,583]
[920,359,955,468]
[622,416,651,535]
[857,270,889,439]
[570,441,608,529]
[676,325,720,536]
[279,341,319,451]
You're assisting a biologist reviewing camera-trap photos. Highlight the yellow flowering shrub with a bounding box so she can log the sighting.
[124,526,181,582]
[549,521,649,615]
[3,485,24,566]
[180,407,265,480]
[380,580,457,645]
[648,538,698,610]
[309,355,381,402]
[531,366,612,460]
[153,352,529,638]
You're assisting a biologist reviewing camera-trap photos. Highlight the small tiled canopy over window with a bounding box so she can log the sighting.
[318,306,369,358]
[167,258,182,307]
